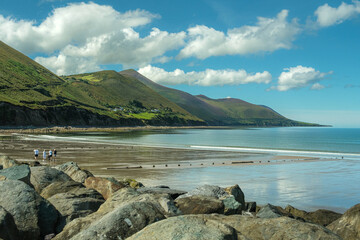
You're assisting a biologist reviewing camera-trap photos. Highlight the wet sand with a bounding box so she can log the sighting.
[0,134,328,183]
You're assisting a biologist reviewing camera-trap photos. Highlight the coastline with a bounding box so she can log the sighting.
[0,125,234,134]
[1,132,352,213]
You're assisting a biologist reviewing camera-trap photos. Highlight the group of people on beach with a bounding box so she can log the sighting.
[33,149,57,161]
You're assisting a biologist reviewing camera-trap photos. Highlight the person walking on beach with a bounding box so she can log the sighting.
[48,149,53,161]
[53,149,57,160]
[42,150,46,161]
[34,149,39,160]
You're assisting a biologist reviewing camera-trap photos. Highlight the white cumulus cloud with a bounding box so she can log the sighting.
[315,1,360,27]
[270,65,332,91]
[138,65,272,86]
[177,10,300,59]
[0,2,158,54]
[0,2,185,75]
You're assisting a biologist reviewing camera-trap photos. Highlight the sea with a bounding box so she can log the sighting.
[30,127,360,212]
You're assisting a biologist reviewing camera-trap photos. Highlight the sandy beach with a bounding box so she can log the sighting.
[0,133,327,182]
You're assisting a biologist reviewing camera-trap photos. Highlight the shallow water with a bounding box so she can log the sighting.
[3,127,360,213]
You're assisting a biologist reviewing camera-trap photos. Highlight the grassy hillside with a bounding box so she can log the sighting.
[122,69,318,126]
[196,95,301,126]
[0,41,203,126]
[120,69,228,125]
[0,41,65,109]
[63,71,203,122]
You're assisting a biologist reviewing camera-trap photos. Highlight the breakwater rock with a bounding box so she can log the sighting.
[0,156,357,240]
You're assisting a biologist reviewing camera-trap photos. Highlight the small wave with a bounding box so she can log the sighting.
[190,145,360,160]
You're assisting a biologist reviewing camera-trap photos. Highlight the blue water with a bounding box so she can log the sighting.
[33,127,360,212]
[55,127,360,158]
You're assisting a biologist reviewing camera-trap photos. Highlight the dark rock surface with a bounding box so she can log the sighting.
[53,188,179,240]
[256,204,292,219]
[70,201,165,240]
[0,206,20,240]
[30,166,72,193]
[127,215,238,240]
[208,214,342,240]
[224,184,245,210]
[0,180,58,240]
[0,164,31,185]
[178,185,228,199]
[84,176,125,200]
[47,188,105,233]
[245,202,257,212]
[137,187,187,199]
[285,205,341,226]
[55,162,93,183]
[222,195,242,215]
[175,195,224,215]
[40,181,86,199]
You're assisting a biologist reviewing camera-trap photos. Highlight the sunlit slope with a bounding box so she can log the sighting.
[0,40,65,108]
[0,41,203,126]
[120,69,227,125]
[195,95,296,126]
[122,69,317,126]
[66,71,190,114]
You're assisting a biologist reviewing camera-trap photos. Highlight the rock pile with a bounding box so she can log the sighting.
[0,155,357,240]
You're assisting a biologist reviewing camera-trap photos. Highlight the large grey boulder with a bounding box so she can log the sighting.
[54,188,179,240]
[54,162,93,183]
[0,206,20,240]
[69,201,165,240]
[224,184,245,210]
[285,205,341,226]
[127,215,238,240]
[178,185,228,199]
[0,164,31,185]
[48,188,105,233]
[178,184,245,212]
[40,181,86,199]
[223,195,242,215]
[97,188,180,217]
[0,180,58,240]
[257,204,292,219]
[84,176,125,200]
[175,195,224,215]
[30,166,72,193]
[208,214,341,240]
[137,187,187,199]
[327,203,360,240]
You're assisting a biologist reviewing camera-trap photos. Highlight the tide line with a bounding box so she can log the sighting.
[190,145,360,159]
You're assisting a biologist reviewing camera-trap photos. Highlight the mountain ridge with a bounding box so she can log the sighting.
[120,69,319,127]
[0,41,320,127]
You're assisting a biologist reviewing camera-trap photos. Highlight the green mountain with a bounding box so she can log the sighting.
[0,41,65,108]
[62,71,203,124]
[0,40,318,127]
[120,69,318,127]
[120,69,228,125]
[0,41,203,126]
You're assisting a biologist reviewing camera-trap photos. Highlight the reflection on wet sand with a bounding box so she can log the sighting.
[0,137,319,183]
[1,132,358,213]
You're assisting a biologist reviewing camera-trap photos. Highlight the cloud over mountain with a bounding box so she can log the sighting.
[177,10,300,59]
[0,2,185,75]
[270,65,332,91]
[138,65,272,86]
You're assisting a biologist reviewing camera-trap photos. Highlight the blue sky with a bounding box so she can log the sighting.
[0,0,359,127]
